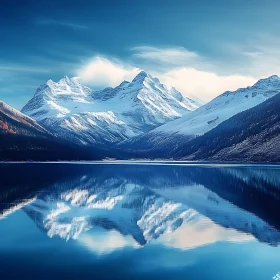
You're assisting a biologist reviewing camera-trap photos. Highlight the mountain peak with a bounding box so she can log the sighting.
[59,76,75,85]
[119,80,130,87]
[132,71,149,83]
[260,74,280,82]
[45,79,55,86]
[43,77,73,90]
[266,74,280,80]
[60,75,70,81]
[253,75,280,87]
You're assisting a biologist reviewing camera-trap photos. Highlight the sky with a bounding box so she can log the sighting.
[1,0,280,109]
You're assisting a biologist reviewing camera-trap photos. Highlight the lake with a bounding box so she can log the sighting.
[0,162,279,280]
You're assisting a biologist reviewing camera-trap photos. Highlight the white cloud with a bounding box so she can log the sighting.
[0,65,50,73]
[131,46,201,66]
[131,45,258,101]
[77,56,140,88]
[242,51,265,58]
[36,17,88,29]
[76,45,260,101]
[224,34,280,77]
[159,67,257,101]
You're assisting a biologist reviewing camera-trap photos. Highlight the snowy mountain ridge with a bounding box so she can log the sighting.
[155,74,280,136]
[116,75,280,156]
[22,71,200,145]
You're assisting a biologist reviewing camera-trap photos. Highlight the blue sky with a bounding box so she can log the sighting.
[1,0,280,109]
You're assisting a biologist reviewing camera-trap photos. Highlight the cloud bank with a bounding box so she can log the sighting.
[161,68,256,101]
[77,46,260,101]
[77,57,140,88]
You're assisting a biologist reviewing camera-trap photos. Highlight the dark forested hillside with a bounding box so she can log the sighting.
[0,133,106,161]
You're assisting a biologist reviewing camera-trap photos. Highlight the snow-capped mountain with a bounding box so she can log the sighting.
[22,71,200,145]
[116,75,280,156]
[157,75,280,136]
[174,90,280,161]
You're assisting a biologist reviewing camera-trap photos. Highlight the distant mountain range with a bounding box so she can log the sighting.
[0,71,280,162]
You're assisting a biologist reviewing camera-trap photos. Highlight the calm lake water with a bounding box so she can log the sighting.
[0,163,280,280]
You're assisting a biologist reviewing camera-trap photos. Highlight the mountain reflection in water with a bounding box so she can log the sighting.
[1,163,280,252]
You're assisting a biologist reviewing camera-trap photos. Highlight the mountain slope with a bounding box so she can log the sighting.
[0,100,49,136]
[174,92,280,161]
[156,75,280,136]
[22,71,200,146]
[0,100,103,161]
[116,75,280,156]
